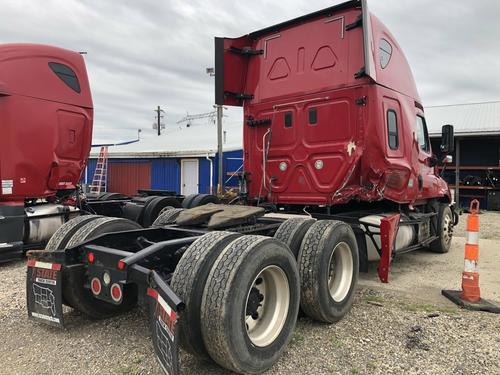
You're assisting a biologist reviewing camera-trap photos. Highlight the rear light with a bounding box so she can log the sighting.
[110,283,123,303]
[87,252,95,263]
[91,277,101,295]
[102,271,111,286]
[384,169,410,190]
[117,260,125,270]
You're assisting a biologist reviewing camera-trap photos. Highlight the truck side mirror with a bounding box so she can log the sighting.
[442,155,453,164]
[440,124,454,154]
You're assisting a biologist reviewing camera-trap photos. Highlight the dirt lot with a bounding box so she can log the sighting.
[0,212,499,375]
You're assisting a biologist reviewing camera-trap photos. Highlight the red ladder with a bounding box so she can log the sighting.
[89,146,109,194]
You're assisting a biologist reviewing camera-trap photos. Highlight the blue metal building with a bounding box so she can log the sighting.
[86,122,243,196]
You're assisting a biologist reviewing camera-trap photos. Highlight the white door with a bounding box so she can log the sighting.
[181,159,199,195]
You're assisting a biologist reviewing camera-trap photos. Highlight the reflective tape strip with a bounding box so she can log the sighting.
[464,243,479,260]
[466,231,479,245]
[146,287,176,321]
[27,259,61,270]
[466,215,479,232]
[464,259,477,273]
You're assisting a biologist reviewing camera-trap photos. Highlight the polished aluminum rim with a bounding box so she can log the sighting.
[245,265,290,347]
[328,242,354,302]
[443,212,453,245]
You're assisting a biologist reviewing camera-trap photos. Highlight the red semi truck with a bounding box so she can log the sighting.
[24,1,456,374]
[0,44,92,261]
[0,44,186,261]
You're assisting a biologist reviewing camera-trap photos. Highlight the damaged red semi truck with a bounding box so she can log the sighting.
[24,1,457,374]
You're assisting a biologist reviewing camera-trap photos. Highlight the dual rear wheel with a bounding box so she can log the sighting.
[172,233,300,374]
[171,218,359,373]
[45,215,142,318]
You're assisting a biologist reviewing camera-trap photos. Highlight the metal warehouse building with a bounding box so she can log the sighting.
[426,101,500,210]
[85,121,243,196]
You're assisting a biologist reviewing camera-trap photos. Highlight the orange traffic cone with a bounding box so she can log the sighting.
[442,200,499,313]
[461,200,480,302]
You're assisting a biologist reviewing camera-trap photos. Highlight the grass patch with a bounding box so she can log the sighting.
[116,366,141,375]
[397,301,458,314]
[290,332,305,346]
[331,335,343,348]
[132,356,143,365]
[351,367,360,375]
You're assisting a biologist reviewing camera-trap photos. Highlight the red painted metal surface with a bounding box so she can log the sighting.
[0,44,93,203]
[378,214,400,283]
[216,1,450,207]
[108,162,151,196]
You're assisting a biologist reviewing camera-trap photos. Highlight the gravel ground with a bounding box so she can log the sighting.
[453,210,500,239]
[1,212,499,375]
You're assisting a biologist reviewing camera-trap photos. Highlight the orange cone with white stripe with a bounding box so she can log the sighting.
[461,199,480,302]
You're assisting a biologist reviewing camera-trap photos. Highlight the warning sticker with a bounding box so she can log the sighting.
[2,180,13,195]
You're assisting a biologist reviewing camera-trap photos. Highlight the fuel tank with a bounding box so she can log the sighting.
[359,214,416,261]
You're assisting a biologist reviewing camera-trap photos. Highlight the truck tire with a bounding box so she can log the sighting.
[191,194,220,208]
[182,194,198,208]
[122,202,145,225]
[142,196,182,227]
[151,208,184,227]
[170,231,242,358]
[298,220,359,323]
[45,215,102,251]
[274,218,315,258]
[158,206,174,216]
[62,217,142,318]
[429,204,453,253]
[201,236,300,374]
[44,215,102,308]
[98,192,127,201]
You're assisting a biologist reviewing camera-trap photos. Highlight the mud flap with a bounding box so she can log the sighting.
[378,214,400,283]
[26,259,64,327]
[147,271,182,375]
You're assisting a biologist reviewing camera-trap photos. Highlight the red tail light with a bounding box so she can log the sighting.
[110,283,123,303]
[91,277,101,295]
[87,252,95,263]
[117,260,125,270]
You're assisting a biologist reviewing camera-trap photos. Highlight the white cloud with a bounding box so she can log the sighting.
[1,0,499,141]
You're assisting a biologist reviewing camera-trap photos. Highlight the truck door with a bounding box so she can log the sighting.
[414,111,435,197]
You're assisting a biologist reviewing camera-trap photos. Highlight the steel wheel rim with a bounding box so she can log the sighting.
[443,213,452,245]
[328,242,354,302]
[245,265,290,347]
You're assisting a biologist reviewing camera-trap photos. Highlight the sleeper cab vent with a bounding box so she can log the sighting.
[49,62,81,93]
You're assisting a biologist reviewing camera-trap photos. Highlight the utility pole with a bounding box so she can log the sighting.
[207,67,224,195]
[153,106,165,136]
[216,104,223,195]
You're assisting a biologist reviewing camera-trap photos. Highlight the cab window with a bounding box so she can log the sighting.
[387,110,398,150]
[416,115,430,152]
[49,62,81,93]
[379,39,392,69]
